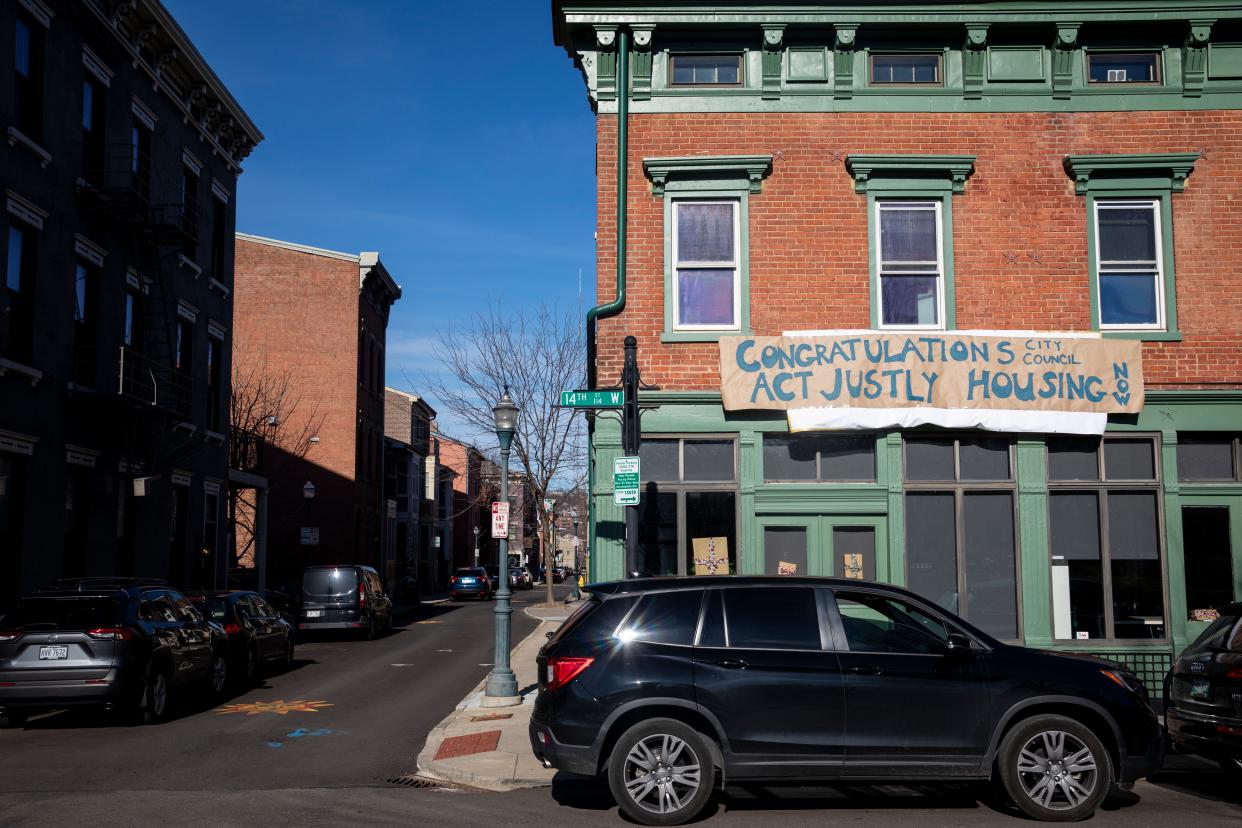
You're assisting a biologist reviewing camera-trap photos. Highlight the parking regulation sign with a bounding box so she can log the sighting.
[491,501,510,539]
[613,456,640,506]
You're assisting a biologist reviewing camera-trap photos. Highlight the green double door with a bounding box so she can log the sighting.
[757,515,889,582]
[1178,495,1242,642]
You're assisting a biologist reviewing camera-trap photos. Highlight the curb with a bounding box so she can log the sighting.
[415,619,561,791]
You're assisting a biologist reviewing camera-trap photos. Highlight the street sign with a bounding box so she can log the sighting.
[543,498,555,514]
[560,389,624,408]
[491,501,510,539]
[299,527,319,546]
[613,456,640,506]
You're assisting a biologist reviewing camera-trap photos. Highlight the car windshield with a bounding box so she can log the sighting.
[2,598,119,631]
[303,568,357,599]
[192,597,228,621]
[1184,612,1242,654]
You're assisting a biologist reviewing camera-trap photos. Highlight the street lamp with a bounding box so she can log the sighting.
[484,389,520,706]
[473,525,481,567]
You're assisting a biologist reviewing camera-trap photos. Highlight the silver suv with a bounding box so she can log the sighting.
[0,578,229,727]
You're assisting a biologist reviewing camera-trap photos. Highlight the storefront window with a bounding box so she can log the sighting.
[1048,435,1166,641]
[637,437,738,577]
[762,433,875,482]
[1178,434,1242,481]
[904,435,1019,640]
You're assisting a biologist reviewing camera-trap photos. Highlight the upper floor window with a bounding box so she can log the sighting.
[181,165,200,257]
[870,53,941,86]
[1095,199,1164,330]
[131,118,153,202]
[206,332,223,433]
[1088,52,1160,84]
[174,317,193,374]
[669,54,741,86]
[2,222,37,362]
[1177,434,1242,482]
[210,195,227,283]
[14,12,44,140]
[672,200,740,331]
[875,200,944,329]
[81,76,106,179]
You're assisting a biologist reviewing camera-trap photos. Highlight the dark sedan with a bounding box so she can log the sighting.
[1165,602,1242,782]
[449,568,493,601]
[185,591,294,686]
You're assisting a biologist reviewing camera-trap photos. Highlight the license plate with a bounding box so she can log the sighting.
[1191,679,1211,699]
[306,610,322,618]
[39,646,69,660]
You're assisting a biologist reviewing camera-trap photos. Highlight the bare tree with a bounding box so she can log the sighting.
[227,347,326,571]
[421,302,586,606]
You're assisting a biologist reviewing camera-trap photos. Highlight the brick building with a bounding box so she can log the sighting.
[0,0,260,607]
[384,387,435,589]
[233,234,400,588]
[438,433,486,570]
[553,1,1242,684]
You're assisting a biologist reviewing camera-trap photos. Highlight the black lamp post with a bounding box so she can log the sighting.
[483,389,520,706]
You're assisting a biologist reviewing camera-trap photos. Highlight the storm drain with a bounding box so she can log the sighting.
[387,775,451,789]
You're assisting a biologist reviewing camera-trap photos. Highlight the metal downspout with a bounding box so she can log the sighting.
[585,29,629,583]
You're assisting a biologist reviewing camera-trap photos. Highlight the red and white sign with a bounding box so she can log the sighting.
[491,502,510,539]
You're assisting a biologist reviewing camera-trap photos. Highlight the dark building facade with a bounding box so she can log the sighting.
[1,0,261,608]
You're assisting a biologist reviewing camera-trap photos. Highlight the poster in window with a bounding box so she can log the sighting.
[777,560,797,576]
[842,553,865,580]
[692,537,730,576]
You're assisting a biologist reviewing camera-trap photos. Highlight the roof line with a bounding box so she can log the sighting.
[236,232,359,263]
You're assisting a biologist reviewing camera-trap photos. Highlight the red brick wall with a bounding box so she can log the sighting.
[594,110,1242,391]
[233,238,364,575]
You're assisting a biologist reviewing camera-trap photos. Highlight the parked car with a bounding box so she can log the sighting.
[261,587,300,628]
[550,567,565,584]
[0,578,230,727]
[530,576,1162,825]
[485,566,517,590]
[299,565,393,639]
[1165,602,1242,783]
[516,566,534,590]
[450,567,493,601]
[185,591,294,686]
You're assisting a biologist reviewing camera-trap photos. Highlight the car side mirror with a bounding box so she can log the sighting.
[944,632,975,656]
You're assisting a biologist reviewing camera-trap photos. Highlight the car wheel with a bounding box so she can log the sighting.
[607,718,714,827]
[209,651,229,697]
[998,714,1110,822]
[142,667,173,724]
[0,710,28,729]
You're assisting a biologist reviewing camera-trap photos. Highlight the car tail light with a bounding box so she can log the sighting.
[358,579,367,608]
[86,627,135,641]
[1226,668,1242,681]
[546,656,594,691]
[223,623,241,635]
[0,631,22,643]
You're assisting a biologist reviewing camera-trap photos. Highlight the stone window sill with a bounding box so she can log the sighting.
[7,127,51,169]
[0,357,43,385]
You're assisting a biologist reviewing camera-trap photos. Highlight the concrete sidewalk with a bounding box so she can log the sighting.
[415,603,575,791]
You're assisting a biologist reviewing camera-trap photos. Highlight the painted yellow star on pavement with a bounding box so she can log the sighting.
[215,699,334,716]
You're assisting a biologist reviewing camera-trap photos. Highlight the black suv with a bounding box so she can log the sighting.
[1165,602,1242,782]
[0,578,229,727]
[530,577,1162,825]
[299,565,393,639]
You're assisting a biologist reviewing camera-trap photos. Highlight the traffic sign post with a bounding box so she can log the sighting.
[613,456,640,506]
[491,501,510,539]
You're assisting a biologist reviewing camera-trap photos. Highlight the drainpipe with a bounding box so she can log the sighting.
[585,29,629,583]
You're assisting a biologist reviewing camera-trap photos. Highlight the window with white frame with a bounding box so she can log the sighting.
[875,200,944,328]
[672,200,740,330]
[1095,199,1164,329]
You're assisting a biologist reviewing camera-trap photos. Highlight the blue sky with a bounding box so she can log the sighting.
[166,0,596,409]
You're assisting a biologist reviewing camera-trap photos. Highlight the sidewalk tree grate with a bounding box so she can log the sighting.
[434,730,502,760]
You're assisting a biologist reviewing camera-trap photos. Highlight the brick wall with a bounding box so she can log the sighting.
[594,110,1242,391]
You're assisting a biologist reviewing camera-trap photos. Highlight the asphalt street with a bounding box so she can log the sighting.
[2,582,1240,827]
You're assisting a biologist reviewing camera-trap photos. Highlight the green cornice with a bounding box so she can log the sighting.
[643,154,774,195]
[1063,152,1200,194]
[845,154,977,194]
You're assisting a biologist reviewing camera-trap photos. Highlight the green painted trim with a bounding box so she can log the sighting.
[846,154,977,195]
[1017,439,1053,645]
[864,189,959,331]
[643,155,774,196]
[1064,153,1199,195]
[659,184,753,341]
[1082,184,1182,338]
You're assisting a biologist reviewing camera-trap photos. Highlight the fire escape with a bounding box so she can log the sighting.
[73,139,206,476]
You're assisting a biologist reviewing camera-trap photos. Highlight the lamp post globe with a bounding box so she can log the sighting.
[484,388,520,705]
